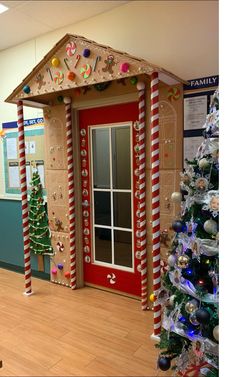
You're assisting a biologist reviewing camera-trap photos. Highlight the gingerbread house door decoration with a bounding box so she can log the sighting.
[6,34,185,338]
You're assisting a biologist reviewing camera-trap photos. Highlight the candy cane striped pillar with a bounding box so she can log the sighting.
[64,97,76,290]
[17,101,32,295]
[138,86,148,310]
[150,72,161,337]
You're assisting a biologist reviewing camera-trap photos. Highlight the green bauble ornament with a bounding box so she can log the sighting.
[94,81,111,91]
[130,76,138,85]
[57,95,64,103]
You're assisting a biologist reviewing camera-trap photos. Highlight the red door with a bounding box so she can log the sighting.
[78,102,142,297]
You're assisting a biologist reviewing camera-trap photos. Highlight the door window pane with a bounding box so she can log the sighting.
[92,129,110,188]
[94,191,111,226]
[95,228,112,263]
[111,127,131,189]
[113,192,131,229]
[114,230,132,267]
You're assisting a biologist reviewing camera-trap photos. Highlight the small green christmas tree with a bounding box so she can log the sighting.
[29,170,54,255]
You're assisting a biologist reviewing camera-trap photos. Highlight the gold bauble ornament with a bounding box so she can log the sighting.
[177,254,190,269]
[185,299,199,314]
[51,57,60,67]
[171,192,182,203]
[149,293,156,302]
[213,325,219,341]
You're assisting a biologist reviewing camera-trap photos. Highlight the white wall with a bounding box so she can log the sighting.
[0,0,218,194]
[0,0,218,123]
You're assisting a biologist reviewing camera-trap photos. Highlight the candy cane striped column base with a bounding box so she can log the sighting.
[23,291,34,296]
[150,334,161,343]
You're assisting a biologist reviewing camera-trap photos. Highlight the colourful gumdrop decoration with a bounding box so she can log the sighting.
[51,268,57,275]
[83,48,90,58]
[120,62,130,73]
[130,76,138,85]
[67,71,76,81]
[54,71,64,85]
[66,41,77,56]
[23,85,30,94]
[51,57,60,67]
[64,271,70,278]
[80,64,92,79]
[57,263,64,270]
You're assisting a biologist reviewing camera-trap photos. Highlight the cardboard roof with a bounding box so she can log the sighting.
[5,33,187,108]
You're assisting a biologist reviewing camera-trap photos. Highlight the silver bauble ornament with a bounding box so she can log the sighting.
[213,325,219,341]
[166,295,176,309]
[136,81,145,91]
[177,254,190,269]
[171,192,182,203]
[157,288,169,304]
[185,299,199,314]
[63,96,71,104]
[189,313,200,326]
[203,219,218,235]
[167,254,176,267]
[198,158,210,169]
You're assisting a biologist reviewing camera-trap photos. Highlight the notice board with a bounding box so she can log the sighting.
[183,75,219,167]
[2,118,45,195]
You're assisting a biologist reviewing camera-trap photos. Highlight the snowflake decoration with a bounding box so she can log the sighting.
[185,218,198,236]
[195,177,209,193]
[202,190,219,217]
[191,239,201,260]
[176,348,191,373]
[180,171,192,187]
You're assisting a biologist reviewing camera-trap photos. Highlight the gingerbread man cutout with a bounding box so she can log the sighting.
[35,73,46,89]
[102,55,115,74]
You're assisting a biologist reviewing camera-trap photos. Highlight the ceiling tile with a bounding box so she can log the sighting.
[0,1,129,51]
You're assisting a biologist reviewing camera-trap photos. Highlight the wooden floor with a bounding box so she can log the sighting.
[0,268,164,376]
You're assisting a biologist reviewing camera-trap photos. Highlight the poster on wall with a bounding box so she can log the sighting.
[184,136,203,168]
[2,118,45,196]
[184,95,207,130]
[183,75,218,164]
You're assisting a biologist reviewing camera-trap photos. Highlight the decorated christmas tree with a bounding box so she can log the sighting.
[156,89,219,377]
[29,170,54,255]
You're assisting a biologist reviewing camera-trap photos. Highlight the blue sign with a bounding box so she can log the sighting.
[2,117,44,129]
[184,75,219,90]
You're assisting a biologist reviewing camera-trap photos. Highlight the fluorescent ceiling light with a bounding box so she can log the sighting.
[0,3,8,14]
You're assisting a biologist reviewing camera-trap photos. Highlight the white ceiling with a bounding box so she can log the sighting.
[0,1,128,51]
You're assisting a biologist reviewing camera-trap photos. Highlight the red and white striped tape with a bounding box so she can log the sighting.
[17,101,32,295]
[150,72,161,335]
[138,88,148,310]
[65,99,76,290]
